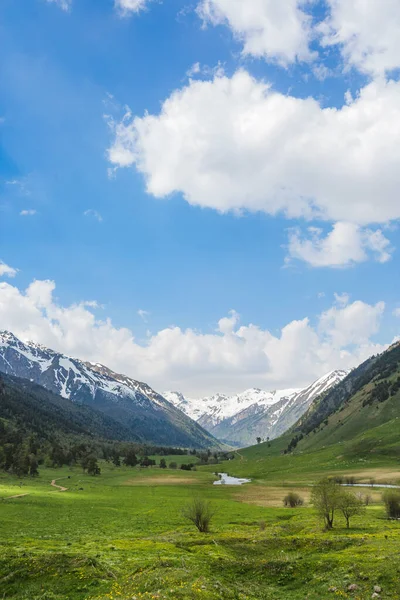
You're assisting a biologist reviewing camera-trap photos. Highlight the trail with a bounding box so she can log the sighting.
[4,493,29,500]
[51,479,68,492]
[235,450,244,461]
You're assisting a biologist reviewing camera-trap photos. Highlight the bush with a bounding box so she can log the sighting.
[283,492,304,508]
[182,498,215,533]
[382,490,400,519]
[169,462,177,469]
[259,520,266,531]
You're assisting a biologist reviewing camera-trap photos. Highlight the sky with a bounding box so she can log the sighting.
[0,0,399,397]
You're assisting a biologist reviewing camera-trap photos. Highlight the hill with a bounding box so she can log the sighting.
[0,331,219,449]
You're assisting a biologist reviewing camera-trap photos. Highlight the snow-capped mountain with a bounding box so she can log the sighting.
[165,370,349,447]
[164,387,301,429]
[0,331,218,448]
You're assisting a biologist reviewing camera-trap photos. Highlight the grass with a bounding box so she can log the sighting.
[1,459,400,600]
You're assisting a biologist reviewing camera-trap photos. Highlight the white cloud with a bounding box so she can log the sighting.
[287,222,393,267]
[197,0,315,66]
[393,308,400,318]
[138,309,150,322]
[115,0,157,16]
[319,0,400,76]
[0,262,18,278]
[319,300,385,348]
[197,0,400,77]
[46,0,72,11]
[186,62,201,78]
[0,277,390,395]
[20,209,37,217]
[84,209,103,222]
[108,71,400,233]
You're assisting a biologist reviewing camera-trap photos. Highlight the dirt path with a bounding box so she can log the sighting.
[4,493,29,500]
[51,479,68,492]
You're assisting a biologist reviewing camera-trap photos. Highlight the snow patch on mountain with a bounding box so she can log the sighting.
[165,370,350,446]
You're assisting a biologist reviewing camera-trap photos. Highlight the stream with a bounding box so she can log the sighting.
[213,473,251,486]
[342,483,400,489]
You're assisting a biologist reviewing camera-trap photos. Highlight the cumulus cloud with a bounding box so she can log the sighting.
[197,0,400,77]
[108,71,400,233]
[287,222,393,268]
[197,0,315,66]
[0,278,390,395]
[0,262,18,278]
[115,0,157,16]
[319,0,400,76]
[393,308,400,318]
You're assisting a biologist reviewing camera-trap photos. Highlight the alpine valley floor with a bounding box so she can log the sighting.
[1,455,400,600]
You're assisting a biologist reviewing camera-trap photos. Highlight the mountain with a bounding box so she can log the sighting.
[165,371,348,447]
[0,372,136,442]
[0,331,218,448]
[284,341,400,457]
[164,387,299,427]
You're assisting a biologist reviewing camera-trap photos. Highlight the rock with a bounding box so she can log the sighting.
[372,594,380,599]
[348,584,359,591]
[374,587,382,593]
[328,586,338,592]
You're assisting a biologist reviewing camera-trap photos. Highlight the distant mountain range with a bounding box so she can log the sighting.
[0,331,218,449]
[164,370,349,447]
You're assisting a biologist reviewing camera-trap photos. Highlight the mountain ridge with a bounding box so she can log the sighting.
[164,370,349,447]
[0,331,219,448]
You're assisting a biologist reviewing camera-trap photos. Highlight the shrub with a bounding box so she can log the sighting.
[283,492,304,508]
[182,498,215,533]
[259,520,266,531]
[169,462,177,469]
[382,490,400,519]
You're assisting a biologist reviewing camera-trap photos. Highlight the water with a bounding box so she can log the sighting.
[213,473,251,486]
[342,483,400,489]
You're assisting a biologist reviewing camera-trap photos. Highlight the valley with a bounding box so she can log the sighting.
[1,336,400,599]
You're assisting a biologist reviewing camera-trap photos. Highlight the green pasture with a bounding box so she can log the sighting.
[1,460,400,600]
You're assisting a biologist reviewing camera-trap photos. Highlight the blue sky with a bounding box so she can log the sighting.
[0,0,399,395]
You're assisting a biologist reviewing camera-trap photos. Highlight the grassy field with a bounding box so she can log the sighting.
[1,457,400,600]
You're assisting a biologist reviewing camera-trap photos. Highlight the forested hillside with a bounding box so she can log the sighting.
[283,341,400,458]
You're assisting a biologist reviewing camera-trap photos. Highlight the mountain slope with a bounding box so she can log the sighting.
[286,341,400,458]
[0,372,136,442]
[165,371,348,447]
[0,331,218,448]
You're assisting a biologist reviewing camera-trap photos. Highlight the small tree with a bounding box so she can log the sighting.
[124,450,138,467]
[112,452,121,467]
[311,478,341,529]
[86,456,101,476]
[338,490,364,528]
[159,458,167,469]
[256,437,262,444]
[283,492,304,508]
[382,490,400,519]
[29,455,39,477]
[169,461,177,469]
[182,498,215,533]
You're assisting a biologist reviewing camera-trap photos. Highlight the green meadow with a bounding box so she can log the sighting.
[1,455,400,600]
